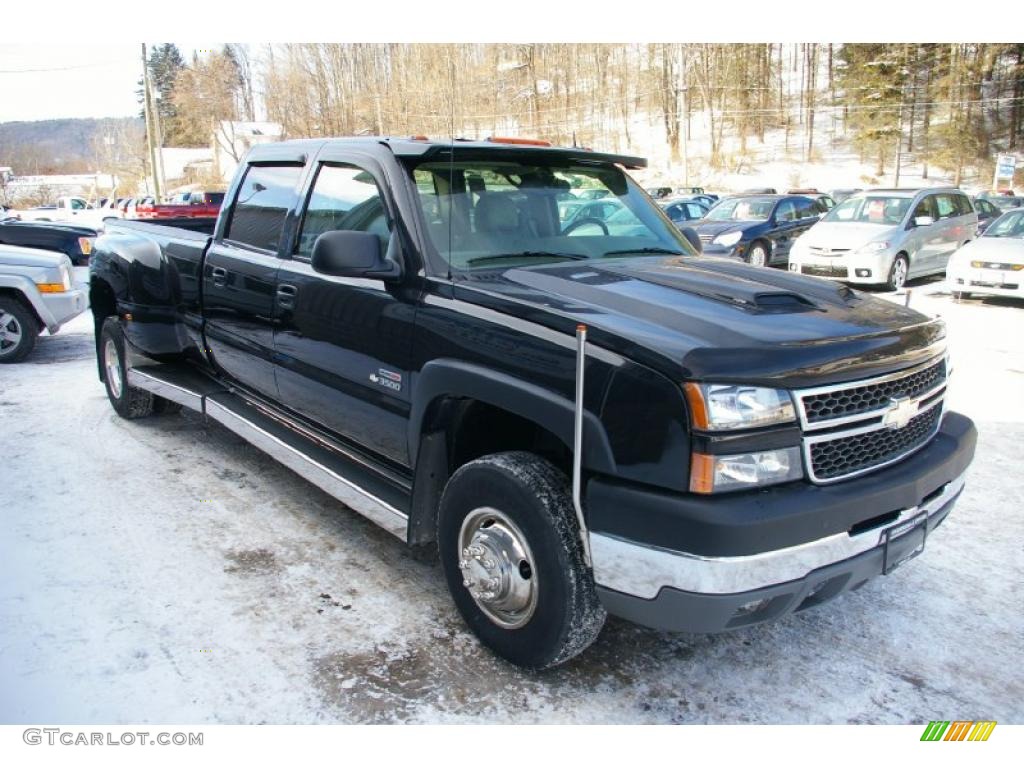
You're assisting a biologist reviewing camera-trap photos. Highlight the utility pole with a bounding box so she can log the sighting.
[894,95,905,188]
[677,86,689,187]
[675,46,692,188]
[141,43,162,200]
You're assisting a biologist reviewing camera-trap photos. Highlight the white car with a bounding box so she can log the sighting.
[946,207,1024,300]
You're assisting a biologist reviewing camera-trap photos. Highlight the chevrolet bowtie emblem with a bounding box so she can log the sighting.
[882,396,918,430]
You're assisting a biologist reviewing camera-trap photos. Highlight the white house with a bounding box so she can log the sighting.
[213,121,284,182]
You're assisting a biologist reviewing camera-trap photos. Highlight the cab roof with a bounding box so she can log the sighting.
[863,187,962,197]
[247,136,648,170]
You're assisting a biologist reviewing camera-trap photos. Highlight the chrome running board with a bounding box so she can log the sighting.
[126,364,409,540]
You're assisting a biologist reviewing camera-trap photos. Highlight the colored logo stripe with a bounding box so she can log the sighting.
[920,720,996,742]
[969,722,997,742]
[944,721,973,741]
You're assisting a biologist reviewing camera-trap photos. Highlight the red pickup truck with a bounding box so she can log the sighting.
[129,191,225,221]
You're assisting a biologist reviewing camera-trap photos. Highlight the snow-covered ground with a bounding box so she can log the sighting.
[1,281,1022,724]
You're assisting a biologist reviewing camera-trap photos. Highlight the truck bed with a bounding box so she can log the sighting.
[108,217,217,237]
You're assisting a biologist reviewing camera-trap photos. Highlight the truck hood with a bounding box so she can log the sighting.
[0,244,67,268]
[798,221,897,250]
[456,255,944,387]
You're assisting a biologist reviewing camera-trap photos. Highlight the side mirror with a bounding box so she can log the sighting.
[913,215,935,228]
[680,226,702,254]
[311,230,400,280]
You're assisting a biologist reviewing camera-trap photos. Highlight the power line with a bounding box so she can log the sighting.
[0,61,127,74]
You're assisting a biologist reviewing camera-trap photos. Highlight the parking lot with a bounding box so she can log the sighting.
[1,280,1022,724]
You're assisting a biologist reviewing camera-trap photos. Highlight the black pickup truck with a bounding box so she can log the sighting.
[89,137,976,669]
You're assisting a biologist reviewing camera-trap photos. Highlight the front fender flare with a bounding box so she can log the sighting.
[409,358,617,475]
[0,274,57,332]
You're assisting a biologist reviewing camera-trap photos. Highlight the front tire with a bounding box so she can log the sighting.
[438,452,606,669]
[0,297,39,363]
[100,317,155,419]
[746,241,769,268]
[886,254,909,291]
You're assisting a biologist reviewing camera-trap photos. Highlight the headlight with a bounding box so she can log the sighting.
[683,383,796,431]
[856,241,889,254]
[713,230,742,247]
[691,447,803,493]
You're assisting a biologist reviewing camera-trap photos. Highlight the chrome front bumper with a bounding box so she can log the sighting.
[590,471,966,600]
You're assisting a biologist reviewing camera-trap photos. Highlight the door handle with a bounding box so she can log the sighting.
[277,283,297,309]
[210,266,228,287]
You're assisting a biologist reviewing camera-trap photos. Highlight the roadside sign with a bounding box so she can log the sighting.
[994,154,1016,188]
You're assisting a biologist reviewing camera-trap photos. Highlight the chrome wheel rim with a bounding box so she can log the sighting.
[892,258,907,289]
[458,507,538,629]
[749,246,767,267]
[0,310,22,357]
[104,338,123,398]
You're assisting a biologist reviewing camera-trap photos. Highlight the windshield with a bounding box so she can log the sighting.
[982,210,1024,238]
[823,195,911,225]
[990,197,1024,211]
[704,197,774,222]
[408,160,694,271]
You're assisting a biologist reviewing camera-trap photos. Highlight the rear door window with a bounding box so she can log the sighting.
[225,164,304,252]
[935,194,958,220]
[795,199,820,220]
[776,200,798,221]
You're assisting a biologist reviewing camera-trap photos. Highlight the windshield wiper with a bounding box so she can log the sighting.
[600,247,686,257]
[466,251,587,266]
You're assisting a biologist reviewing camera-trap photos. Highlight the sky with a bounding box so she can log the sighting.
[0,44,213,123]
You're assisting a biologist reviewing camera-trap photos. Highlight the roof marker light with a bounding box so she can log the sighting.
[487,136,552,147]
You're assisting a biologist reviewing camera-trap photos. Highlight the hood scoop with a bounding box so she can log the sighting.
[618,264,821,313]
[749,291,817,313]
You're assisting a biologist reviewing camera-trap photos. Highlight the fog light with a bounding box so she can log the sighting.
[735,598,771,617]
[789,264,799,272]
[855,268,872,277]
[955,278,964,285]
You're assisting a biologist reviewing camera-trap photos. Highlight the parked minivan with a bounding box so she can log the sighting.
[788,188,977,290]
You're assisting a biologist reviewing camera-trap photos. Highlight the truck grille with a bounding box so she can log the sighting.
[808,403,943,481]
[802,359,946,424]
[794,355,948,484]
